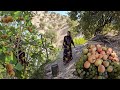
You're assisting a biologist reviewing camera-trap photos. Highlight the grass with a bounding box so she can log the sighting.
[73,37,87,45]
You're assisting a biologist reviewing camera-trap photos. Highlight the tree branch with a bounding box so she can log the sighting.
[95,15,112,36]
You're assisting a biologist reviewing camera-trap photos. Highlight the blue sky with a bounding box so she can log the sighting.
[49,11,69,16]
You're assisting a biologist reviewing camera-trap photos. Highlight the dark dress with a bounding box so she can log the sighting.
[63,36,75,64]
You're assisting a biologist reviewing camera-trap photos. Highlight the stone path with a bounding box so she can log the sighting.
[44,45,86,79]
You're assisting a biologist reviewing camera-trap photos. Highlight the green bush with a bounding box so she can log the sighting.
[73,37,87,45]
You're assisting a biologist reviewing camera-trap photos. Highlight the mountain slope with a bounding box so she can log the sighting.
[44,45,84,79]
[31,11,70,48]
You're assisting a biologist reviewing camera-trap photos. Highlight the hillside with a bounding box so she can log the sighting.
[30,12,120,79]
[31,11,70,47]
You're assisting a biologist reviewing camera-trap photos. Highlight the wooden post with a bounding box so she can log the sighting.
[51,64,59,77]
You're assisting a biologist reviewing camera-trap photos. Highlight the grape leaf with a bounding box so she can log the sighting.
[15,63,23,71]
[14,11,22,17]
[11,55,17,64]
[0,52,5,62]
[5,55,11,62]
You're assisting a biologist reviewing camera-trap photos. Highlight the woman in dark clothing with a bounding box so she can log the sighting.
[62,31,75,65]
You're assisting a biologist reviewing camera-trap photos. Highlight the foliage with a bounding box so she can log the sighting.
[73,37,87,45]
[44,29,57,44]
[0,11,56,79]
[67,18,79,37]
[68,11,120,39]
[29,63,45,79]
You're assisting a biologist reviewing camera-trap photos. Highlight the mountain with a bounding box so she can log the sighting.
[31,11,71,47]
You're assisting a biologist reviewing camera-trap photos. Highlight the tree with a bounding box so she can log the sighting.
[0,11,35,78]
[68,11,120,39]
[67,18,79,37]
[0,11,55,79]
[44,29,57,44]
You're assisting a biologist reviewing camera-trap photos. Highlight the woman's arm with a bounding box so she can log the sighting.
[62,36,65,48]
[71,37,75,47]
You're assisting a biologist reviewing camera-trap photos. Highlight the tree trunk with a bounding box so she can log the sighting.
[94,27,103,36]
[51,38,53,44]
[41,35,49,63]
[45,38,49,62]
[94,16,112,36]
[41,35,44,47]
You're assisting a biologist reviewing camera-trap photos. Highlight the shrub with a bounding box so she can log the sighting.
[73,37,87,45]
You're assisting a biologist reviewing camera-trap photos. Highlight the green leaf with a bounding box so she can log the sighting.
[28,21,32,26]
[14,11,21,16]
[31,36,34,40]
[0,31,2,35]
[14,11,22,19]
[25,15,29,20]
[22,41,28,46]
[10,52,13,61]
[7,31,12,35]
[15,63,23,71]
[2,30,6,34]
[7,48,13,52]
[10,60,15,65]
[0,24,5,30]
[15,70,23,78]
[31,53,38,59]
[5,55,11,62]
[0,52,5,62]
[9,26,15,31]
[12,55,17,64]
[0,49,2,52]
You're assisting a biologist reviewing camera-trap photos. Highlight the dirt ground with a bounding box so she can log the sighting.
[44,35,120,79]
